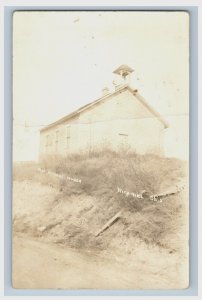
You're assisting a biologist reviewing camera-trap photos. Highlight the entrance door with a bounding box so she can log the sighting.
[118,133,129,149]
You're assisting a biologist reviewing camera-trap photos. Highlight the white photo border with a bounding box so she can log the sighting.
[1,1,200,298]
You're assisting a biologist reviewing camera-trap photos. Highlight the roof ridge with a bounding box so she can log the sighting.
[40,84,169,132]
[40,85,128,132]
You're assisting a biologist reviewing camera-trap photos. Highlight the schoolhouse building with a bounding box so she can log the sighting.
[40,65,168,157]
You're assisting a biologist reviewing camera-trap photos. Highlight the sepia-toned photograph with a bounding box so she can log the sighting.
[12,11,189,289]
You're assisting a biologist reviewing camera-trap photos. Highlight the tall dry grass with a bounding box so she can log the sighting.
[14,149,188,251]
[40,148,187,199]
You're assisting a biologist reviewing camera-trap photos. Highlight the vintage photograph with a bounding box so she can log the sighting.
[12,11,189,289]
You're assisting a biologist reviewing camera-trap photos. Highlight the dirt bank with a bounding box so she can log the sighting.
[12,180,189,289]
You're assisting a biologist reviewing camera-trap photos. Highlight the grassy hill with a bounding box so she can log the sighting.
[13,149,188,254]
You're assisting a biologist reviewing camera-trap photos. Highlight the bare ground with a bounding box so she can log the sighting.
[13,233,188,289]
[12,180,189,289]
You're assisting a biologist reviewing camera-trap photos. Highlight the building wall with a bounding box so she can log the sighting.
[39,89,165,157]
[39,116,79,157]
[77,89,165,154]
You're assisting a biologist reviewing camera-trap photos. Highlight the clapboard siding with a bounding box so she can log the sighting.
[40,88,166,157]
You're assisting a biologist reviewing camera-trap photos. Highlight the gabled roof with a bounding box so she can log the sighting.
[40,85,169,132]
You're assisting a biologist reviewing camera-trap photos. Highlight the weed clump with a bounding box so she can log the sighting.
[14,149,188,251]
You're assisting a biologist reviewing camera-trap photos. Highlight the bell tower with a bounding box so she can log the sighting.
[113,64,134,85]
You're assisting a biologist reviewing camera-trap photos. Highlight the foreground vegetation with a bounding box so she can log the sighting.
[13,149,188,252]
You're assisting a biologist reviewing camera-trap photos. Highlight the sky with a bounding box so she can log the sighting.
[13,11,189,161]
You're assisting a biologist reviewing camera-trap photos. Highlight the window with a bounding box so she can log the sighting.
[55,130,59,142]
[46,135,50,147]
[55,130,59,151]
[66,126,70,148]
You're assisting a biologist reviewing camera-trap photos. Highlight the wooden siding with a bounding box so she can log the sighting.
[40,89,165,157]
